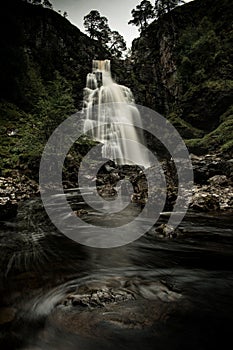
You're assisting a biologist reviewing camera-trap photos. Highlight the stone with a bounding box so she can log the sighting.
[190,191,220,212]
[208,175,229,186]
[61,286,135,309]
[0,307,17,325]
[153,223,180,239]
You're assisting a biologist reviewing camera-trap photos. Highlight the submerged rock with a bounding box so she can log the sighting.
[61,286,135,309]
[152,223,180,239]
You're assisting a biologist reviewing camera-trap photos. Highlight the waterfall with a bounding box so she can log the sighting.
[83,59,150,168]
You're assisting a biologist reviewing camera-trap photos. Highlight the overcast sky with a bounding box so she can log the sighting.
[52,0,193,48]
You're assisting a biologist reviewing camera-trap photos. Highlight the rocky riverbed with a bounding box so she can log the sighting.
[94,153,233,213]
[0,153,232,221]
[190,153,233,211]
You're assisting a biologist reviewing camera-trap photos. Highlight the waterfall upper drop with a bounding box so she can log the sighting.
[83,60,150,168]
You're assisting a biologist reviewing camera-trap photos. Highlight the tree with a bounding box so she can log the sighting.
[128,0,155,32]
[84,10,127,57]
[84,10,110,45]
[108,31,127,58]
[43,0,53,9]
[63,11,68,18]
[25,0,53,8]
[154,0,184,17]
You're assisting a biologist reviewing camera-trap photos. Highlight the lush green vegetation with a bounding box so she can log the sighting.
[0,72,75,177]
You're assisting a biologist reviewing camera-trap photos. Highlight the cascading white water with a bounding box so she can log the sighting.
[83,60,150,168]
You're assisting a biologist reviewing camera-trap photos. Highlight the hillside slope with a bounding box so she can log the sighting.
[0,0,108,176]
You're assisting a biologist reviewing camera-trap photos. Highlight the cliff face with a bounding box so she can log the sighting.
[130,0,233,154]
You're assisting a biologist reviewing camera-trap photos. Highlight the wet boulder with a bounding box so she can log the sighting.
[190,190,220,212]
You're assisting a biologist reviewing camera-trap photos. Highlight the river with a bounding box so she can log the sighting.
[0,191,233,350]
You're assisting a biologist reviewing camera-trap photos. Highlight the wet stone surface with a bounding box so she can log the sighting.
[61,286,136,308]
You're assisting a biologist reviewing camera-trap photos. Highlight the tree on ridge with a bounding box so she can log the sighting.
[108,31,127,58]
[84,10,110,45]
[43,0,53,9]
[154,0,185,17]
[129,0,185,32]
[84,10,127,57]
[128,0,155,32]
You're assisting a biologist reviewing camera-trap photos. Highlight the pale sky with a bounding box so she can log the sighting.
[52,0,193,48]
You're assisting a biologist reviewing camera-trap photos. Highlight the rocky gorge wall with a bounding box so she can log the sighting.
[129,0,233,155]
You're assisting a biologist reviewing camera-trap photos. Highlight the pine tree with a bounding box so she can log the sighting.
[84,10,110,45]
[154,0,184,17]
[43,0,53,9]
[128,0,155,32]
[108,31,127,58]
